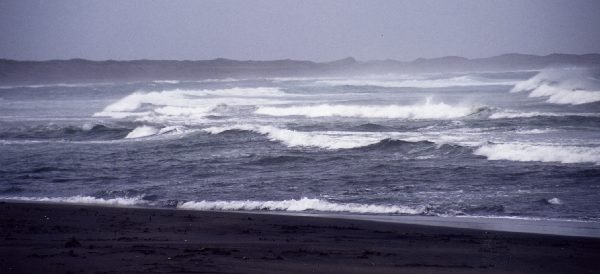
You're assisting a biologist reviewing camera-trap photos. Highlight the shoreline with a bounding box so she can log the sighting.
[3,198,599,238]
[2,201,600,273]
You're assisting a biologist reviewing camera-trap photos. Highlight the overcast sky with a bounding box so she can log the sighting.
[1,0,599,62]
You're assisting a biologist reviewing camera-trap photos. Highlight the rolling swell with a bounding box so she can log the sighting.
[357,139,436,151]
[204,126,475,159]
[203,125,381,149]
[348,123,392,131]
[0,123,131,141]
[249,155,313,165]
[355,138,472,158]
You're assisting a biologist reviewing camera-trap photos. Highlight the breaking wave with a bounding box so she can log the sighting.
[316,75,515,88]
[203,125,382,149]
[125,125,192,139]
[545,198,563,205]
[510,68,600,105]
[474,143,600,164]
[203,125,473,157]
[178,197,427,214]
[93,87,289,119]
[489,110,600,119]
[1,195,146,206]
[125,125,159,138]
[255,99,481,119]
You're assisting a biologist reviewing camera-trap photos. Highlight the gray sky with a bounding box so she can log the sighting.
[1,0,599,62]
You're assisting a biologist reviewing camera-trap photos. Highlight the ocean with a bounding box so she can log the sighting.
[1,68,599,222]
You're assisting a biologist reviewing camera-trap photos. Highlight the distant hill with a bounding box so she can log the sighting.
[1,53,599,85]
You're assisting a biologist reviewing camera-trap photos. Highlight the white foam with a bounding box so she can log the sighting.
[545,88,600,105]
[3,195,145,206]
[548,198,563,205]
[316,76,515,88]
[510,68,600,105]
[203,125,382,149]
[157,126,190,135]
[81,123,95,131]
[255,100,477,120]
[178,197,426,214]
[125,125,159,138]
[489,110,600,119]
[152,80,180,84]
[515,128,554,134]
[93,87,289,120]
[474,143,600,164]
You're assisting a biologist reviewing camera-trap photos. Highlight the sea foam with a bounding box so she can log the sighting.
[489,110,600,119]
[125,125,193,139]
[178,197,426,214]
[255,100,477,119]
[510,68,600,105]
[125,125,159,138]
[2,195,146,206]
[94,87,288,120]
[203,125,382,149]
[474,143,600,164]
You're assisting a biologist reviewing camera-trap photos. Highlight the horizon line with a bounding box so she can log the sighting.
[2,52,599,64]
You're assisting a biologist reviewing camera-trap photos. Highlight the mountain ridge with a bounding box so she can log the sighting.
[1,53,599,85]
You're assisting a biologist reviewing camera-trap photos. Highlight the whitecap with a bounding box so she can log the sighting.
[125,125,159,139]
[178,197,426,215]
[489,110,600,119]
[547,198,563,205]
[255,99,478,120]
[203,124,382,149]
[2,195,146,206]
[510,68,600,105]
[474,143,600,164]
[93,87,289,120]
[316,76,515,88]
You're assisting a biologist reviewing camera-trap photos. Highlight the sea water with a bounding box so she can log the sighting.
[1,68,599,222]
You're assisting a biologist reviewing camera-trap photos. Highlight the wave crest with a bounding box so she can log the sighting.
[125,125,192,139]
[178,197,426,214]
[203,125,381,149]
[510,68,600,105]
[474,143,600,164]
[316,75,515,88]
[94,87,288,120]
[2,195,146,206]
[255,100,479,120]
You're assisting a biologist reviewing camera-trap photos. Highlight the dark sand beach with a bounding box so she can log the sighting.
[1,201,600,273]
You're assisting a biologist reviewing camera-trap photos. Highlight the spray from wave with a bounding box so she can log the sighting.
[255,98,481,119]
[316,75,515,88]
[474,143,600,164]
[489,110,600,119]
[510,68,600,105]
[93,87,289,120]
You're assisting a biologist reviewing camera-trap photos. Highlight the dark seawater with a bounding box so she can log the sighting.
[1,69,599,221]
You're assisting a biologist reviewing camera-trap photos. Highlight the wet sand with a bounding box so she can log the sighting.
[1,201,600,273]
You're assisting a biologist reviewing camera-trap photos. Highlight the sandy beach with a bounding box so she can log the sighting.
[1,201,600,273]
